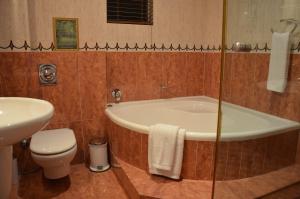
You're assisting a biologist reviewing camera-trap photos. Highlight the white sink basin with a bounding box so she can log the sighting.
[0,97,54,146]
[0,97,54,198]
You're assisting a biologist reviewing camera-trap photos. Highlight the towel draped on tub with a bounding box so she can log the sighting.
[148,124,185,179]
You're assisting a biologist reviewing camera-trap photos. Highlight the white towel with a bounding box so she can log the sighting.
[148,124,185,179]
[267,32,291,93]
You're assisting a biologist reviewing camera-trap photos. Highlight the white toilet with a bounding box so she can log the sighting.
[30,128,77,179]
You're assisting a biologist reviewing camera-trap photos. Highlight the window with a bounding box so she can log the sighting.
[107,0,153,25]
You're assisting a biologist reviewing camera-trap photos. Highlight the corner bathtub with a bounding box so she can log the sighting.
[106,96,300,180]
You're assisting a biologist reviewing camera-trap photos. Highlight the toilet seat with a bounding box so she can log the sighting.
[30,128,76,155]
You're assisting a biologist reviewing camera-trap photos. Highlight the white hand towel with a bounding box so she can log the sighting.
[148,124,185,179]
[267,32,291,93]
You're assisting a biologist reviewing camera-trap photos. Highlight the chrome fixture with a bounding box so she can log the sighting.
[232,42,252,52]
[160,84,177,98]
[20,138,30,149]
[160,85,168,90]
[111,89,122,103]
[39,64,57,85]
[271,18,300,34]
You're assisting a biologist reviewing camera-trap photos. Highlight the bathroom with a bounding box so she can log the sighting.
[0,0,300,198]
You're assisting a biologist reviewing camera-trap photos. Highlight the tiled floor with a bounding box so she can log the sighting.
[116,157,300,199]
[116,158,213,199]
[10,162,300,199]
[214,164,300,199]
[10,164,128,199]
[260,182,300,199]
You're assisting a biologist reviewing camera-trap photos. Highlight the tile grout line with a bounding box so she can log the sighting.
[76,52,86,162]
[203,53,207,96]
[223,142,229,180]
[194,141,199,179]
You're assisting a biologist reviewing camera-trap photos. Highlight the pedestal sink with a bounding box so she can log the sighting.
[0,97,54,198]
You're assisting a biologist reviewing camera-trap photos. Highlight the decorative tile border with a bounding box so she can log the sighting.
[0,40,220,52]
[1,41,299,52]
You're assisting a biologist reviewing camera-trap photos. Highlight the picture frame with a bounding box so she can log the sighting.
[53,18,79,50]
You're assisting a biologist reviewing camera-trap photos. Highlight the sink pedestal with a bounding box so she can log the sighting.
[0,145,12,199]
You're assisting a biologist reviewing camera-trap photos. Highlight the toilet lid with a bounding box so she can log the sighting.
[30,128,76,155]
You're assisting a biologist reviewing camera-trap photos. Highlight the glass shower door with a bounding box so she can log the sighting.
[213,0,300,198]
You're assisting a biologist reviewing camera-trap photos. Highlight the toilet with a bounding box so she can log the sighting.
[30,128,77,179]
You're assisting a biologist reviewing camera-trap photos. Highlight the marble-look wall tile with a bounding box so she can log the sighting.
[162,52,188,98]
[228,53,256,107]
[110,121,299,181]
[297,134,300,164]
[31,52,81,124]
[222,53,233,102]
[223,53,300,122]
[224,142,242,180]
[196,142,215,180]
[78,52,107,121]
[107,52,206,102]
[107,52,138,102]
[0,52,41,98]
[215,131,299,180]
[107,119,121,163]
[128,131,143,169]
[249,139,267,176]
[77,52,108,162]
[239,140,262,179]
[264,134,286,172]
[1,52,108,165]
[82,119,107,163]
[204,53,221,98]
[181,140,198,179]
[108,122,215,180]
[118,127,131,162]
[252,53,272,113]
[215,142,228,180]
[141,134,149,171]
[186,53,205,96]
[135,53,163,100]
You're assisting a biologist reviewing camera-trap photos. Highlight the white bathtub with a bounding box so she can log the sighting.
[105,96,300,141]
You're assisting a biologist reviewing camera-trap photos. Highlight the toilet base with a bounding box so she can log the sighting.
[44,164,70,179]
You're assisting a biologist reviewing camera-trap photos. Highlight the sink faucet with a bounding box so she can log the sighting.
[111,89,122,103]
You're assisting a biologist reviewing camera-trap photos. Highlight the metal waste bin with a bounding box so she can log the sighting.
[89,137,110,172]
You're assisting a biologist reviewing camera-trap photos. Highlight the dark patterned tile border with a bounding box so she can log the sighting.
[1,41,300,52]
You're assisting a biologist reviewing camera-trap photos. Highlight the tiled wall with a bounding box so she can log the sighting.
[2,50,299,173]
[216,131,299,180]
[107,120,215,180]
[0,51,220,167]
[223,53,300,122]
[0,52,107,166]
[220,52,300,173]
[106,52,220,102]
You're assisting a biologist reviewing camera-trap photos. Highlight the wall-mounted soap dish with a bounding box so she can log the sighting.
[232,42,252,52]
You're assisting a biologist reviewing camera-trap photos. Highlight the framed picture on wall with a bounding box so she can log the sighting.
[53,18,79,50]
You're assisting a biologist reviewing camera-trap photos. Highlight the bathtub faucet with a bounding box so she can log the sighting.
[112,89,122,103]
[160,84,176,98]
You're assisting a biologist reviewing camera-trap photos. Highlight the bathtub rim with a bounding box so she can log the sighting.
[105,96,300,141]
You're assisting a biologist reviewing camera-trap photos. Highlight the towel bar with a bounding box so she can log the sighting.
[271,18,300,34]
